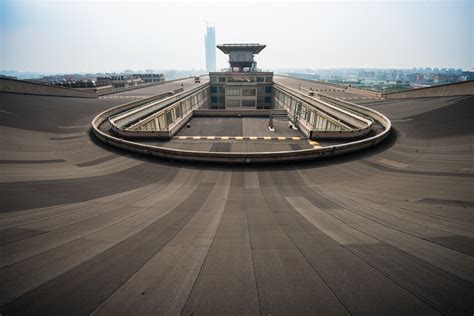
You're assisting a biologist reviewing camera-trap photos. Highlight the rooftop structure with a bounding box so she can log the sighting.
[217,43,266,72]
[209,43,272,109]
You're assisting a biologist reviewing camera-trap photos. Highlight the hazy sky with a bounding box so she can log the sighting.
[1,0,472,73]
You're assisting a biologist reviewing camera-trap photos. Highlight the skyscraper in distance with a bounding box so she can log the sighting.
[205,25,216,72]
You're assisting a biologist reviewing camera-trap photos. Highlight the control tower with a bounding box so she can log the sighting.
[216,44,266,72]
[209,43,273,109]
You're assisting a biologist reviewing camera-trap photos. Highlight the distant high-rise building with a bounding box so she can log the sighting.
[205,26,216,72]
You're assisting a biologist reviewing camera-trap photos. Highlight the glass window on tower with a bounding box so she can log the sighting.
[242,89,256,96]
[226,88,241,96]
[166,111,174,125]
[242,100,256,107]
[226,100,240,107]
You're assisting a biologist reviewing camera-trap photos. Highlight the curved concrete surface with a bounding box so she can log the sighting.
[384,80,474,99]
[0,78,98,98]
[0,79,473,314]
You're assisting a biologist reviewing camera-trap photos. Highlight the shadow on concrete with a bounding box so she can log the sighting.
[88,127,398,172]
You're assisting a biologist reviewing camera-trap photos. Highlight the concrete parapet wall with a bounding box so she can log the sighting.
[93,85,114,94]
[111,110,194,140]
[97,77,192,96]
[319,94,390,132]
[0,77,194,99]
[346,87,382,98]
[310,129,370,140]
[276,74,382,98]
[275,74,345,89]
[383,80,474,99]
[0,78,98,98]
[193,109,275,117]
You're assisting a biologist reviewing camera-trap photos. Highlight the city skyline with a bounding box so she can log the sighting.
[1,0,472,73]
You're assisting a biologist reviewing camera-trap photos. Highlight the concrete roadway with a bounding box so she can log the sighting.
[0,79,473,315]
[99,77,204,99]
[156,117,314,152]
[274,75,378,100]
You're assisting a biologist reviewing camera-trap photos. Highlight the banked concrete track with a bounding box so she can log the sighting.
[0,78,473,315]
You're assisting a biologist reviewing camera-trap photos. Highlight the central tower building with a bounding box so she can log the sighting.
[209,43,273,109]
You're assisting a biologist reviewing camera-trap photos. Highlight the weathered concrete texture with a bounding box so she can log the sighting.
[276,74,384,99]
[0,78,98,98]
[0,80,473,315]
[346,86,382,98]
[275,75,370,100]
[384,80,474,99]
[277,75,474,100]
[103,77,201,97]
